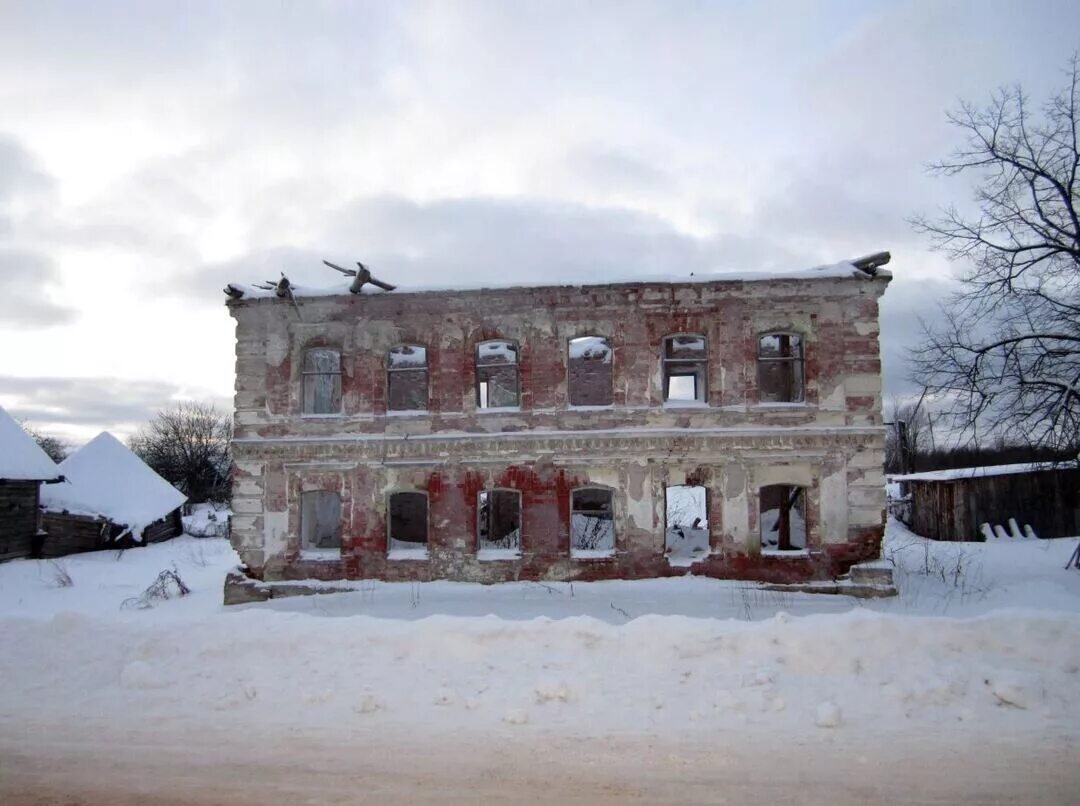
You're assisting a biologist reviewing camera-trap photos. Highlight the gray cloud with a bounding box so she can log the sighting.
[0,375,231,433]
[878,272,957,399]
[0,248,77,328]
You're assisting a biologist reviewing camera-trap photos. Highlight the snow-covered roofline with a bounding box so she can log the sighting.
[0,405,62,482]
[892,461,1078,483]
[40,432,187,541]
[224,251,891,301]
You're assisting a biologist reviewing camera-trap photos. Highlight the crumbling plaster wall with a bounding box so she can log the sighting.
[229,275,888,584]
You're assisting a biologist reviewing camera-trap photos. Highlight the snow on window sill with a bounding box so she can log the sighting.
[300,412,345,419]
[299,548,342,560]
[387,549,429,561]
[752,402,811,409]
[567,404,615,412]
[666,550,711,567]
[761,548,811,558]
[385,409,430,418]
[476,406,521,414]
[571,549,616,560]
[662,400,709,409]
[477,548,522,561]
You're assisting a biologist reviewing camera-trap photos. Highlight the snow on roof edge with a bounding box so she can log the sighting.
[225,257,891,301]
[893,461,1078,483]
[0,405,62,482]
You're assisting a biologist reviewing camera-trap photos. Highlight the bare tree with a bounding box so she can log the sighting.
[910,56,1080,454]
[129,402,232,504]
[18,420,67,463]
[885,395,932,473]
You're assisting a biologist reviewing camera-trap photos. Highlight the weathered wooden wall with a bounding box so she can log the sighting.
[908,469,1080,541]
[0,481,41,562]
[40,512,111,557]
[40,509,183,557]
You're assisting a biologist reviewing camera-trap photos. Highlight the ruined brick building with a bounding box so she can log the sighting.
[223,254,892,601]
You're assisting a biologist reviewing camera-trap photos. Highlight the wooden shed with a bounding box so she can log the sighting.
[894,463,1080,542]
[0,406,63,561]
[40,432,187,557]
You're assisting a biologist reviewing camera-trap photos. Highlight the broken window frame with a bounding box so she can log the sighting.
[475,339,521,410]
[664,483,710,562]
[661,334,708,405]
[387,490,429,558]
[567,335,614,407]
[477,488,523,558]
[569,486,616,557]
[756,332,805,404]
[299,489,343,554]
[301,347,343,415]
[386,344,429,413]
[757,484,808,553]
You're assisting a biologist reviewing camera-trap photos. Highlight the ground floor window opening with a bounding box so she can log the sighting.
[759,484,807,552]
[388,491,429,558]
[478,489,521,559]
[665,484,709,565]
[300,490,342,555]
[570,487,615,557]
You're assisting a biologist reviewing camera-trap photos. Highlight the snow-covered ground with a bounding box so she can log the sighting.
[1,521,1078,803]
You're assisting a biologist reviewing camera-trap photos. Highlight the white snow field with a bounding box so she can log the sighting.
[1,521,1078,804]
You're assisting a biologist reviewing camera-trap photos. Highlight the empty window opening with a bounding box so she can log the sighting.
[302,348,342,414]
[388,491,428,555]
[663,335,707,404]
[665,484,709,565]
[570,487,615,556]
[568,336,613,406]
[478,490,522,557]
[300,490,342,552]
[759,485,807,551]
[387,345,428,411]
[757,334,804,403]
[476,340,520,409]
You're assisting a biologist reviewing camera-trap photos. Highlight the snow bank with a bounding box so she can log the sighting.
[0,405,61,481]
[40,432,187,541]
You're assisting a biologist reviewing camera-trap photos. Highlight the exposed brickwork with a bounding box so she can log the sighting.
[226,273,890,595]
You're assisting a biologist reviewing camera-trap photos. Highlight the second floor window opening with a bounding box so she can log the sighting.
[662,335,707,403]
[476,340,520,409]
[301,348,342,415]
[567,336,613,407]
[757,333,805,403]
[387,344,428,411]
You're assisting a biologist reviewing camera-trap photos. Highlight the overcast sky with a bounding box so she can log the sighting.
[2,0,1078,445]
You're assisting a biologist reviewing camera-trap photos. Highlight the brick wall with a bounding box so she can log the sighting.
[227,273,890,588]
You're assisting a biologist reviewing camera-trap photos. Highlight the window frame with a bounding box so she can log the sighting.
[661,334,708,405]
[386,343,430,413]
[300,347,343,416]
[757,483,809,554]
[566,335,614,408]
[476,488,523,559]
[299,489,343,555]
[475,339,521,411]
[386,489,430,558]
[756,331,806,404]
[569,485,616,558]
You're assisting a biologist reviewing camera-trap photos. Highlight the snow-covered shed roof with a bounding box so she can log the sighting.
[892,462,1077,483]
[40,432,187,540]
[0,405,62,482]
[225,252,892,301]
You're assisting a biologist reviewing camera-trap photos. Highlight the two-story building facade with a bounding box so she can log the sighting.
[223,254,891,602]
